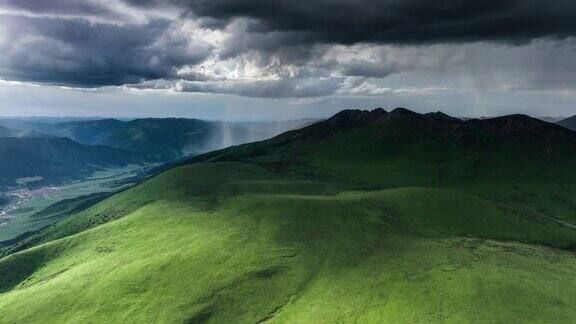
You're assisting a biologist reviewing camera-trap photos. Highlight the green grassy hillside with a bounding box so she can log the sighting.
[193,108,576,223]
[2,109,576,322]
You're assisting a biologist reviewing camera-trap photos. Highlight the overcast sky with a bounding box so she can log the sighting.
[1,0,576,119]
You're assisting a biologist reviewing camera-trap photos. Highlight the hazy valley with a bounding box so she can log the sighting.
[0,117,314,245]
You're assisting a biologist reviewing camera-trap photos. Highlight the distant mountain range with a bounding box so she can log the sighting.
[0,125,50,139]
[0,117,316,189]
[0,117,318,162]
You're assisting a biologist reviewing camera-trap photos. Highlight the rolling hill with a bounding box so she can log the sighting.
[45,119,126,144]
[557,114,576,131]
[92,118,217,161]
[2,108,576,322]
[0,136,145,188]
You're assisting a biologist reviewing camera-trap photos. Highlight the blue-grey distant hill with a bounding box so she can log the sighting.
[557,115,576,131]
[0,117,318,162]
[0,132,145,189]
[0,125,51,139]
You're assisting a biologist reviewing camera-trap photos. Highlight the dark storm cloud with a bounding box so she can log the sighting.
[1,17,162,86]
[0,0,117,17]
[144,0,576,45]
[0,15,212,87]
[1,0,576,98]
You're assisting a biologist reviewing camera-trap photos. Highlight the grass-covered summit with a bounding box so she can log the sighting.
[194,107,576,222]
[2,108,576,323]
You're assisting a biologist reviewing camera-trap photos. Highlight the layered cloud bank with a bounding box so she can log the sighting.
[1,0,576,101]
